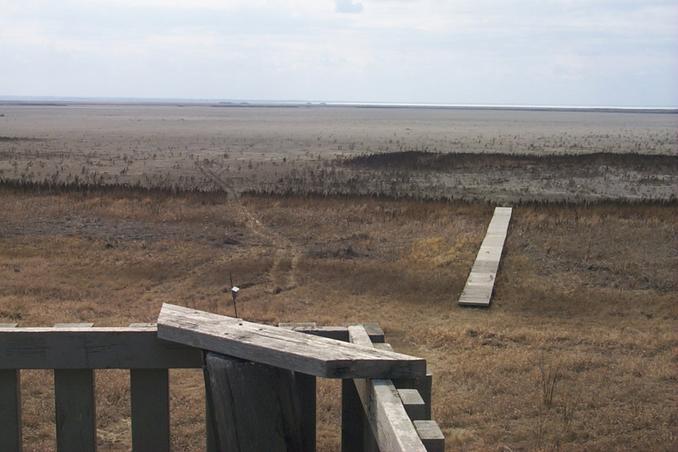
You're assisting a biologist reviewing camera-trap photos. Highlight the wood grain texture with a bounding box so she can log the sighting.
[459,206,512,307]
[131,369,170,452]
[203,352,308,452]
[348,326,428,452]
[158,304,424,379]
[0,327,202,369]
[54,369,96,452]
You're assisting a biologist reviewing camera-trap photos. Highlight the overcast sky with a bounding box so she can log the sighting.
[1,0,677,107]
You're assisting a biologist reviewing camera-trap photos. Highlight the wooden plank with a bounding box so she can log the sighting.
[278,324,385,342]
[348,326,427,452]
[278,322,317,329]
[54,369,96,452]
[203,352,308,452]
[0,322,21,452]
[398,389,427,421]
[458,206,512,307]
[130,369,170,452]
[413,420,445,452]
[0,327,202,369]
[157,304,425,379]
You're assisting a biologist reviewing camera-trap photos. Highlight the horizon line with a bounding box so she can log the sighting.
[1,95,677,112]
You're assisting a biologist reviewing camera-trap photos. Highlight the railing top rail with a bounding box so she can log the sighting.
[0,323,386,370]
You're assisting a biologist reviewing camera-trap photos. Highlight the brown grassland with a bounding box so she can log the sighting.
[0,186,676,451]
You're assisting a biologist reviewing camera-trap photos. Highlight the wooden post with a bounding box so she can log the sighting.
[295,372,317,452]
[130,369,170,452]
[341,379,365,452]
[203,352,313,452]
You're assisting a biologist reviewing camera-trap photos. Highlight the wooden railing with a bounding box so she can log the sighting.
[0,322,443,451]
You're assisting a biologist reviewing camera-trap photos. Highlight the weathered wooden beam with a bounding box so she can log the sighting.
[413,420,445,452]
[203,352,310,452]
[158,304,424,379]
[55,369,96,452]
[130,369,170,452]
[0,327,202,369]
[348,326,428,452]
[0,324,21,452]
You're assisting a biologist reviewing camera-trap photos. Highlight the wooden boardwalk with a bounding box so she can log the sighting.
[458,207,512,307]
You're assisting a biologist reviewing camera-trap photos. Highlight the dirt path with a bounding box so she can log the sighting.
[195,161,300,292]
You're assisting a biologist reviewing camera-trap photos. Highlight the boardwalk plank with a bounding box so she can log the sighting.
[459,206,512,307]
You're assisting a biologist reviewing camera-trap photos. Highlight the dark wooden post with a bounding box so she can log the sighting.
[203,352,314,452]
[341,379,365,452]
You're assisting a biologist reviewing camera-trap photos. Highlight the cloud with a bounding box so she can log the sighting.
[0,0,676,105]
[336,0,363,14]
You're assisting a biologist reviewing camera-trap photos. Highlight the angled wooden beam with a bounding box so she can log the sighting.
[157,304,425,379]
[459,206,512,307]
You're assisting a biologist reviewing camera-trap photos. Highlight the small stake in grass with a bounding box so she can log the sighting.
[229,272,240,318]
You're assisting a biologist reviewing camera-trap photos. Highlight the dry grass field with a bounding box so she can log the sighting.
[1,187,675,451]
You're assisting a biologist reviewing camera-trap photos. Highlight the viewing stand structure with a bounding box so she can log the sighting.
[0,303,444,452]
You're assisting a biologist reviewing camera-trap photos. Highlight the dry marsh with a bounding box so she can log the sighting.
[0,187,675,451]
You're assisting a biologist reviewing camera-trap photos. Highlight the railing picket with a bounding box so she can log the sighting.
[130,369,170,452]
[54,323,96,452]
[296,372,317,452]
[0,323,21,452]
[54,369,97,452]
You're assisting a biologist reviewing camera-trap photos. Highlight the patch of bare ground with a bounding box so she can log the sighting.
[0,187,675,451]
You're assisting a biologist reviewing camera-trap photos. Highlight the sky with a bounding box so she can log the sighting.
[1,0,677,107]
